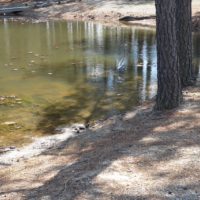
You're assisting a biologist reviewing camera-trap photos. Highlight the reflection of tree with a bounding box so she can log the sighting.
[193,34,200,77]
[3,19,10,60]
[136,29,145,65]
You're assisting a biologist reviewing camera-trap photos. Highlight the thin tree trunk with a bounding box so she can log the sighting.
[155,0,182,110]
[176,0,194,87]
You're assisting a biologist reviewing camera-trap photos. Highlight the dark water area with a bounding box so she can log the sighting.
[0,20,199,147]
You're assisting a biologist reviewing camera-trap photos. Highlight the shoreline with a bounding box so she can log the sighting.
[0,125,83,166]
[0,13,198,32]
[1,85,200,199]
[0,105,147,167]
[0,0,200,31]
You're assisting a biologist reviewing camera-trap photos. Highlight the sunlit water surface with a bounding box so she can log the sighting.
[0,20,200,147]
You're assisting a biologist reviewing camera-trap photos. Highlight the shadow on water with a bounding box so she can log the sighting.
[36,65,142,134]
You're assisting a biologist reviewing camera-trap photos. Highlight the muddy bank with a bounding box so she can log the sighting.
[0,109,142,166]
[0,125,81,166]
[0,113,129,166]
[1,0,200,31]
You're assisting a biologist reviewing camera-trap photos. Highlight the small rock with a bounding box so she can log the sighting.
[0,146,16,154]
[183,187,188,190]
[88,15,95,19]
[0,97,5,101]
[2,121,16,125]
[72,123,85,130]
[9,95,16,98]
[48,73,53,75]
[74,128,80,134]
[85,123,90,128]
[167,191,173,195]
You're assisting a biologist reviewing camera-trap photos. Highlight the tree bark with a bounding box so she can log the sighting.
[155,0,182,110]
[176,0,194,87]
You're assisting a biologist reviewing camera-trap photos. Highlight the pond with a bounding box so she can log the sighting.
[0,20,199,147]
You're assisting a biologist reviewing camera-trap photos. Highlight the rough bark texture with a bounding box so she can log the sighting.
[176,0,194,87]
[155,0,182,110]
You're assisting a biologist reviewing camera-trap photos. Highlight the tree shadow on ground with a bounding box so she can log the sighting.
[115,0,154,5]
[1,86,200,199]
[85,0,155,6]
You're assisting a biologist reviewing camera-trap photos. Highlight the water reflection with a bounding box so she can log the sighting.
[193,33,200,76]
[0,20,159,146]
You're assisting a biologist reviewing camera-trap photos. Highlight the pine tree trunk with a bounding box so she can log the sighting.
[176,0,193,87]
[155,0,182,110]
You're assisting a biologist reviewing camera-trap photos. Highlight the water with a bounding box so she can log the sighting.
[0,20,199,147]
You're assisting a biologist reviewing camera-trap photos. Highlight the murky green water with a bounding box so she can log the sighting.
[0,20,199,147]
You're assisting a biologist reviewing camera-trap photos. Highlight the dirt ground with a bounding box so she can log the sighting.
[1,0,200,30]
[24,0,200,30]
[1,81,200,199]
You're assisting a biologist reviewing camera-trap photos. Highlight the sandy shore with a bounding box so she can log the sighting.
[1,83,200,199]
[0,126,78,166]
[28,0,200,30]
